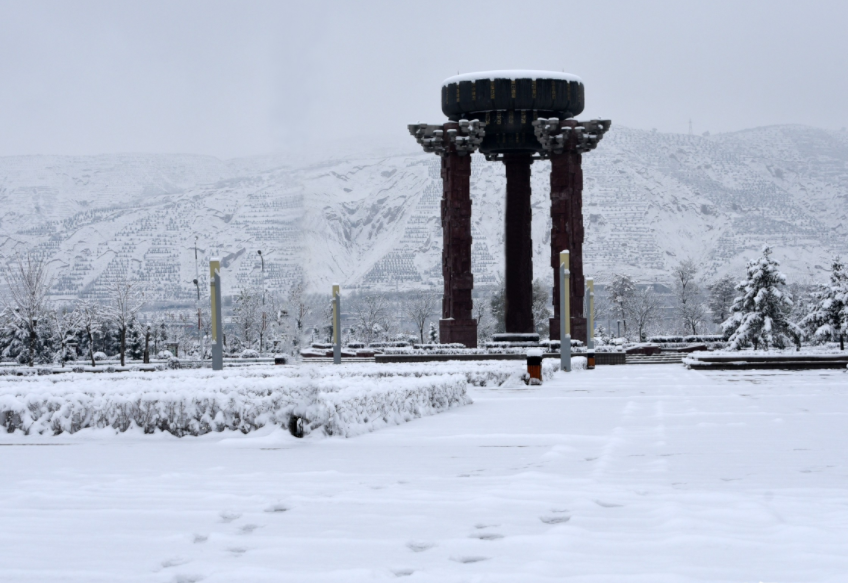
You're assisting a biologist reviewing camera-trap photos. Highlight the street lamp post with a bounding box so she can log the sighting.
[258,250,266,354]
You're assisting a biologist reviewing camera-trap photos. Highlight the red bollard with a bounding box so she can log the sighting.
[527,349,543,385]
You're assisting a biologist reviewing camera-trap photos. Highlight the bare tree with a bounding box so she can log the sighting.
[232,287,261,350]
[531,279,551,336]
[610,274,636,337]
[77,300,102,367]
[106,270,145,366]
[2,253,52,366]
[630,286,660,342]
[405,292,437,344]
[673,259,706,335]
[287,279,311,351]
[353,293,387,345]
[489,277,506,334]
[474,298,495,344]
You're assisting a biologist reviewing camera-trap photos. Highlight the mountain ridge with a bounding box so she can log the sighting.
[0,124,845,301]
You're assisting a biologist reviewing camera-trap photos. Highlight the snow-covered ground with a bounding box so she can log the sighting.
[1,364,847,582]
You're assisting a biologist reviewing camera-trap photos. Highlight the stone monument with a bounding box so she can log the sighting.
[409,70,610,347]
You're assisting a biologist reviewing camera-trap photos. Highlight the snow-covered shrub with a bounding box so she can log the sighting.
[648,335,725,343]
[157,350,173,360]
[93,352,107,361]
[240,349,260,359]
[0,367,470,437]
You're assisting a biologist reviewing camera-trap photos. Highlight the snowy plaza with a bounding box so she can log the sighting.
[2,363,847,582]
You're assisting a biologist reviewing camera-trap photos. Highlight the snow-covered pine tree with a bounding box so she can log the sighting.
[428,321,438,344]
[49,304,83,366]
[1,253,53,365]
[801,256,847,350]
[708,275,738,330]
[722,246,800,350]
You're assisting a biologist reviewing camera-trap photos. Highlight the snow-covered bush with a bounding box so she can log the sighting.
[0,366,470,437]
[93,351,107,361]
[156,350,173,360]
[648,335,725,343]
[240,349,260,359]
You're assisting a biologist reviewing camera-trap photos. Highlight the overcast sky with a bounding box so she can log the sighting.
[1,0,846,158]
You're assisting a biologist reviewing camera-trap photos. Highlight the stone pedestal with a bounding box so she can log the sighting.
[439,149,477,347]
[503,154,535,334]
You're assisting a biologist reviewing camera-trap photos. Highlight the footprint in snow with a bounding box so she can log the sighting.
[474,523,499,529]
[265,504,289,513]
[406,541,435,552]
[239,524,261,534]
[219,512,241,523]
[595,500,623,508]
[392,569,414,577]
[161,557,189,569]
[540,515,571,524]
[192,534,208,544]
[172,575,203,583]
[451,556,489,564]
[470,532,504,541]
[227,547,248,556]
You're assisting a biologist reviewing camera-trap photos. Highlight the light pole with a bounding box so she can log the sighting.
[194,236,201,357]
[258,250,266,353]
[210,258,223,371]
[559,250,571,372]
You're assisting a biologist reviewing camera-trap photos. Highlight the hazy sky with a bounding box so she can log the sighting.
[1,0,846,158]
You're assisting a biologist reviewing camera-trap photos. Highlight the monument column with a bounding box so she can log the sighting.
[408,119,485,348]
[535,118,611,343]
[548,145,586,342]
[440,142,477,347]
[503,153,535,333]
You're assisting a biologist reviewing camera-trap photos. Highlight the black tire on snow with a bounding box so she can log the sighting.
[288,415,304,438]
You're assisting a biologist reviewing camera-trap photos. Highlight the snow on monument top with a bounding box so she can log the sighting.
[443,70,583,86]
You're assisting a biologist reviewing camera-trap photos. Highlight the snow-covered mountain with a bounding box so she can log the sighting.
[0,125,845,301]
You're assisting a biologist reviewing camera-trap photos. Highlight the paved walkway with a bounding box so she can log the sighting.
[1,365,847,582]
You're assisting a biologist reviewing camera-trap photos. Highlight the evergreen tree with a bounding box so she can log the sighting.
[709,275,738,330]
[428,321,438,344]
[127,317,145,360]
[48,304,83,366]
[722,246,799,350]
[2,253,52,365]
[801,257,847,350]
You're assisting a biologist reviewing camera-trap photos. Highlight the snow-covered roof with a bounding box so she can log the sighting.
[443,70,583,86]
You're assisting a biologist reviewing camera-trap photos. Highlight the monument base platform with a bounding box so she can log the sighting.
[440,318,478,349]
[549,317,587,344]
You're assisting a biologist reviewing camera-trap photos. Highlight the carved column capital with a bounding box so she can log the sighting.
[532,118,611,157]
[408,119,486,156]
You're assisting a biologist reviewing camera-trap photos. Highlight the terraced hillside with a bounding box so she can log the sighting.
[0,125,845,301]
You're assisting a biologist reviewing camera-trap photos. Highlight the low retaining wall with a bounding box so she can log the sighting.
[684,354,848,370]
[376,352,624,365]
